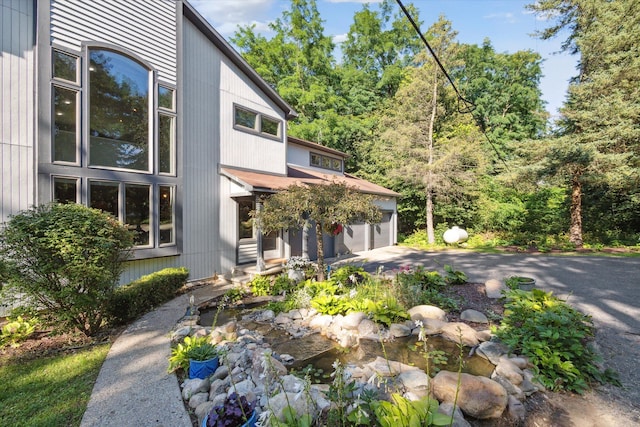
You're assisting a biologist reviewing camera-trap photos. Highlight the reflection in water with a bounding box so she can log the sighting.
[199,302,494,383]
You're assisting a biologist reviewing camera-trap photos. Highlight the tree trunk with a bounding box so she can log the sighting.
[569,173,583,247]
[426,74,438,244]
[316,222,325,281]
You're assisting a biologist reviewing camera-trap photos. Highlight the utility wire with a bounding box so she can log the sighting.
[395,0,510,172]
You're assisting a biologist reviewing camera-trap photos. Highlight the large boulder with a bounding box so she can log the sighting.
[408,305,447,322]
[439,322,480,347]
[432,371,508,419]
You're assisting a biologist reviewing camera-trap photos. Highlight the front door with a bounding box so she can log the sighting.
[262,230,281,260]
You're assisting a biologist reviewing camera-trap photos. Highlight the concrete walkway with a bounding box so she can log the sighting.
[80,283,227,427]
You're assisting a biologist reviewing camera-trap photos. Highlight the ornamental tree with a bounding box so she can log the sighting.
[253,181,381,281]
[0,202,133,336]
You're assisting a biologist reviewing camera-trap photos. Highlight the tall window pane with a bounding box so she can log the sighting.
[159,186,174,245]
[89,49,149,171]
[53,86,78,163]
[89,181,119,218]
[53,177,78,203]
[125,184,150,246]
[159,114,174,174]
[238,200,253,239]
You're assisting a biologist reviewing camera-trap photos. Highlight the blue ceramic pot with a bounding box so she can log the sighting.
[189,355,219,379]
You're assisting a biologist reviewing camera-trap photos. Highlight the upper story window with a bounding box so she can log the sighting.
[52,50,81,164]
[158,85,176,175]
[233,104,282,141]
[310,152,343,172]
[88,49,150,171]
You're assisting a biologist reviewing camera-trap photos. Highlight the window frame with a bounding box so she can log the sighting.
[51,49,81,166]
[52,176,81,204]
[233,104,283,141]
[157,82,177,176]
[309,152,343,173]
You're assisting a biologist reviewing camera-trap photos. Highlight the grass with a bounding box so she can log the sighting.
[0,344,110,427]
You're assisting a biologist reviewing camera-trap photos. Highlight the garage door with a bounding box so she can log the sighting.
[340,222,366,253]
[371,212,392,249]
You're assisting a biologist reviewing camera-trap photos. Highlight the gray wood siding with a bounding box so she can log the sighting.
[179,18,222,281]
[50,0,177,83]
[1,0,35,223]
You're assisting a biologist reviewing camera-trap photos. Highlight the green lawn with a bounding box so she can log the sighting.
[0,344,109,427]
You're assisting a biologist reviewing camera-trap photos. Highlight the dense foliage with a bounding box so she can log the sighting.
[232,0,640,248]
[495,289,618,393]
[107,267,190,324]
[0,203,133,336]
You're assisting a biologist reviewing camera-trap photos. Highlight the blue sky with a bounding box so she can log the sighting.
[191,0,576,117]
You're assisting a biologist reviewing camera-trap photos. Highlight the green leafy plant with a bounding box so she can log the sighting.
[0,315,38,348]
[0,202,133,336]
[168,336,219,373]
[272,274,295,295]
[372,393,452,427]
[495,289,619,393]
[249,275,273,296]
[444,264,468,285]
[223,287,246,304]
[330,265,371,288]
[359,298,410,327]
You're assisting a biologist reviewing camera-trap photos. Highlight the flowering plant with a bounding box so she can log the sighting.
[285,256,311,271]
[205,392,255,427]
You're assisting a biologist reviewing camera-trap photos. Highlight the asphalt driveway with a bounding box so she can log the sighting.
[342,246,640,423]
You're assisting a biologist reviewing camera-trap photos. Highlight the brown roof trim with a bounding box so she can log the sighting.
[287,136,349,159]
[182,1,298,120]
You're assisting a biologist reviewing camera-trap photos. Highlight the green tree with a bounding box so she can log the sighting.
[381,17,486,244]
[253,182,381,281]
[0,203,133,336]
[528,0,640,246]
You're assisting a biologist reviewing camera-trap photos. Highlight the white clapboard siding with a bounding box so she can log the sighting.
[50,0,177,83]
[1,0,36,223]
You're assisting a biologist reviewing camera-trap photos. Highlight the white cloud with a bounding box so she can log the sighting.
[333,33,348,44]
[190,0,276,36]
[483,12,517,24]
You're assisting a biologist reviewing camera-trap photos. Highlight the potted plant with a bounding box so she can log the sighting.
[203,392,257,427]
[168,335,220,379]
[505,275,536,291]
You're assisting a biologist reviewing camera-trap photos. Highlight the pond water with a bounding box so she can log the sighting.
[199,301,494,383]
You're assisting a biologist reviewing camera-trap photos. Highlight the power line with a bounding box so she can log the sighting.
[395,0,510,171]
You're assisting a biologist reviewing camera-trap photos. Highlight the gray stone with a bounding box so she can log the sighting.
[274,313,291,325]
[209,378,230,399]
[256,309,275,321]
[432,371,508,419]
[389,323,411,338]
[357,318,378,336]
[475,341,509,365]
[507,395,526,421]
[438,402,471,427]
[210,392,227,408]
[475,330,492,342]
[268,392,318,421]
[188,392,209,409]
[182,378,210,400]
[460,309,489,324]
[309,314,333,329]
[229,379,255,396]
[408,305,447,322]
[485,279,504,299]
[440,322,480,347]
[397,370,430,398]
[338,312,368,330]
[364,356,420,377]
[280,374,306,393]
[212,365,229,380]
[494,357,524,385]
[492,375,525,401]
[279,354,295,364]
[195,401,216,427]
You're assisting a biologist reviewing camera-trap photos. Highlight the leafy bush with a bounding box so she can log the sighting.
[0,203,133,336]
[444,264,468,285]
[373,393,452,427]
[0,316,37,348]
[249,275,272,296]
[495,289,618,393]
[107,267,189,324]
[329,265,371,288]
[393,266,457,309]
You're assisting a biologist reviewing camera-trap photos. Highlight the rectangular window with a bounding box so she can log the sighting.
[89,181,119,218]
[53,177,79,203]
[261,116,280,137]
[235,107,257,130]
[158,114,175,174]
[238,199,254,239]
[53,50,79,83]
[125,184,151,247]
[310,152,343,172]
[53,86,78,163]
[159,185,175,245]
[158,86,174,110]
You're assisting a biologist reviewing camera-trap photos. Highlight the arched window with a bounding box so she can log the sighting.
[88,49,150,171]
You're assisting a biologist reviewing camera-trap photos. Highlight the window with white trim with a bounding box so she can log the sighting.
[233,105,282,141]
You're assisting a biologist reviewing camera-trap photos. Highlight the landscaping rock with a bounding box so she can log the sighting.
[440,322,480,347]
[389,323,411,337]
[484,279,504,299]
[475,340,510,365]
[268,392,318,421]
[507,395,526,421]
[182,377,210,400]
[188,392,209,409]
[195,401,215,426]
[338,312,367,330]
[397,369,430,398]
[494,357,524,385]
[460,309,489,324]
[438,402,472,427]
[432,371,508,419]
[408,305,447,322]
[357,318,378,336]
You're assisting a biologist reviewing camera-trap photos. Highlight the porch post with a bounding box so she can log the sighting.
[255,197,266,272]
[302,216,310,260]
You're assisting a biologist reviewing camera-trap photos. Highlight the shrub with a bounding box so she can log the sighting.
[249,275,272,296]
[0,315,38,348]
[107,267,189,324]
[495,289,618,393]
[0,203,133,336]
